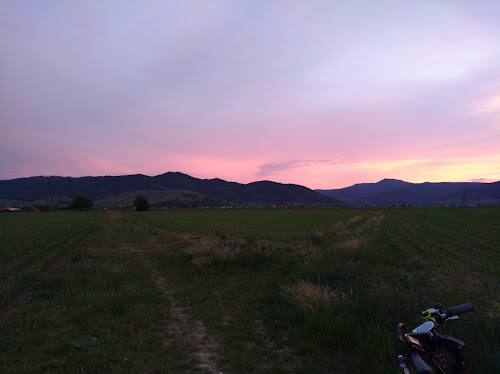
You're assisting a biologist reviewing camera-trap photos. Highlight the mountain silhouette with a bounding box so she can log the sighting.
[316,179,500,206]
[0,172,345,207]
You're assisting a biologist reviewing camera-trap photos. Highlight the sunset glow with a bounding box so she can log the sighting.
[1,1,499,189]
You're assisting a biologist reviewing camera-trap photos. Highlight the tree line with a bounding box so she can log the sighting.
[69,195,149,211]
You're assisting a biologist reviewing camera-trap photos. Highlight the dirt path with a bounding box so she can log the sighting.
[106,211,224,373]
[132,246,223,374]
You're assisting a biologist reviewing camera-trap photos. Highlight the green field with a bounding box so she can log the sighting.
[0,208,498,373]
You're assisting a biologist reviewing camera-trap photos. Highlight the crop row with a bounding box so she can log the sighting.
[0,211,103,307]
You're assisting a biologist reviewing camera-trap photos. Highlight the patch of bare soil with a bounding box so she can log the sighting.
[132,248,223,374]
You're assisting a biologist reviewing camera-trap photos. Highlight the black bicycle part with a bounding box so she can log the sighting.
[443,303,475,318]
[410,351,433,374]
[397,302,474,374]
[432,335,466,374]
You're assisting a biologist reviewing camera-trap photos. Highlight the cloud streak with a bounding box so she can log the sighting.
[257,159,357,177]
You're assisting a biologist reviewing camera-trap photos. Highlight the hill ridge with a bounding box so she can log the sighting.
[316,179,500,206]
[0,172,345,208]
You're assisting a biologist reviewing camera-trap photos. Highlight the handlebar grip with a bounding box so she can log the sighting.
[409,351,432,374]
[444,302,475,317]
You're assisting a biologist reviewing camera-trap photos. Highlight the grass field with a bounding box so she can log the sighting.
[0,208,498,373]
[0,211,102,309]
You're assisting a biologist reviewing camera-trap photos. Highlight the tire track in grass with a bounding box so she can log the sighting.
[0,219,96,276]
[0,220,102,330]
[0,250,72,330]
[131,244,223,374]
[0,220,99,297]
[0,244,72,291]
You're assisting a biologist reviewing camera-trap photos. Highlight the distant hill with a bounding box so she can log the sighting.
[0,172,345,208]
[93,189,231,208]
[316,179,500,206]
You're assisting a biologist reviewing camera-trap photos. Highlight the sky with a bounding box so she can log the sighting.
[1,0,499,189]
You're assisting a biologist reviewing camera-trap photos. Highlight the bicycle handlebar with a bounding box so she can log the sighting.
[444,302,475,318]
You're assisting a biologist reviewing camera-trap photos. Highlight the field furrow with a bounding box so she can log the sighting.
[399,215,483,250]
[0,212,103,312]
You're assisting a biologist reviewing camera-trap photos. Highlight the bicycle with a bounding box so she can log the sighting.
[397,302,475,374]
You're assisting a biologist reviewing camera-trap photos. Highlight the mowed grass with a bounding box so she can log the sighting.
[0,208,498,373]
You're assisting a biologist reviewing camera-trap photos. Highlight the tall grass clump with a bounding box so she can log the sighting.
[186,236,237,268]
[332,221,349,236]
[189,245,237,268]
[280,279,346,312]
[186,235,276,269]
[336,236,364,250]
[346,215,364,226]
[371,212,385,226]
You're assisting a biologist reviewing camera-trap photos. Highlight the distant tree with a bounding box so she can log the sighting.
[70,195,94,210]
[134,196,150,211]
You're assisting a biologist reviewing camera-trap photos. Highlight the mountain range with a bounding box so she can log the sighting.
[0,172,343,208]
[316,178,500,206]
[1,173,499,208]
